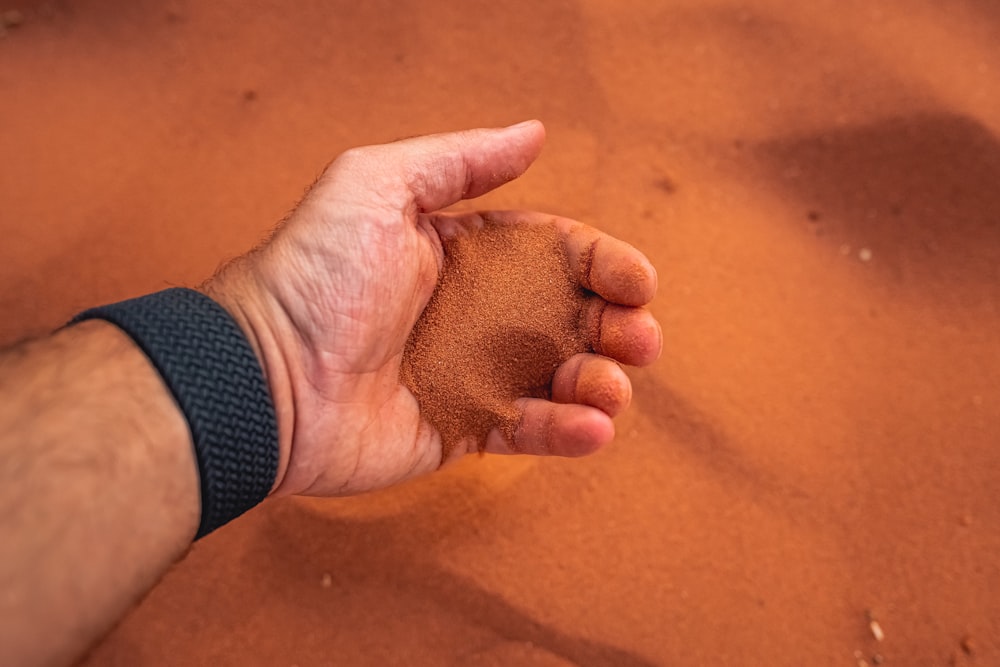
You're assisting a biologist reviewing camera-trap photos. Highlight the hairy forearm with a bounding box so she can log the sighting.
[0,321,199,667]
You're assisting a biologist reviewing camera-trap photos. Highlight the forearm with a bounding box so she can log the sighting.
[0,321,199,667]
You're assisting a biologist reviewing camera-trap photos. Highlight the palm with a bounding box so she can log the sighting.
[208,123,661,499]
[257,203,444,496]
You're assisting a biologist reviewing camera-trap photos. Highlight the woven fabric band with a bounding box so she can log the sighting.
[72,288,279,538]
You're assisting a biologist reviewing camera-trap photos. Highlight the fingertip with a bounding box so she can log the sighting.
[552,353,632,417]
[631,310,663,366]
[577,360,632,418]
[560,224,657,306]
[635,255,659,305]
[506,119,546,139]
[550,405,614,457]
[502,119,546,173]
[592,239,658,307]
[598,306,663,366]
[489,401,614,458]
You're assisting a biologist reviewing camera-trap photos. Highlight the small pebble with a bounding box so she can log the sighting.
[320,573,332,588]
[870,619,885,642]
[859,247,873,262]
[872,654,884,665]
[961,634,975,655]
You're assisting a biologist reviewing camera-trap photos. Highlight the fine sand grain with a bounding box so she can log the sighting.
[401,221,589,455]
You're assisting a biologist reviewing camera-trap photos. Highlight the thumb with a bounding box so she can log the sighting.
[330,121,547,213]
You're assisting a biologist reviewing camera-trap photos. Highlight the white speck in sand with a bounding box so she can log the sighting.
[859,247,873,262]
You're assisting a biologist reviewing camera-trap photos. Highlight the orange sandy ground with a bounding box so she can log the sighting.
[2,1,999,665]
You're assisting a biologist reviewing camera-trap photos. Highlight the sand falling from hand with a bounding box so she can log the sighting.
[401,220,591,456]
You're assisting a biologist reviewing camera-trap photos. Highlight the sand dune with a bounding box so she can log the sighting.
[1,1,997,664]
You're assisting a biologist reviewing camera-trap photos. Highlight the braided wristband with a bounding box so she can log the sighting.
[72,288,279,539]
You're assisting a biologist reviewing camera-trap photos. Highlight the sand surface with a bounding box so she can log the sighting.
[2,1,998,665]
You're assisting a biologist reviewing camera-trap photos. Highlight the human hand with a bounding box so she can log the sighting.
[203,121,661,498]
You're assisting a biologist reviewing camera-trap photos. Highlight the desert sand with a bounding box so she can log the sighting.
[1,0,998,665]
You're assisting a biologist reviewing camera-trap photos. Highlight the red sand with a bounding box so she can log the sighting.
[401,220,589,455]
[1,1,998,665]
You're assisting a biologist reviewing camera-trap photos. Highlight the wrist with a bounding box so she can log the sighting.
[72,288,281,535]
[200,272,295,496]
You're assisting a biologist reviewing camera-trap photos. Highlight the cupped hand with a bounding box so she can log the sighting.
[203,121,661,498]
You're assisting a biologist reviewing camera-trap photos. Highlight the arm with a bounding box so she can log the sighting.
[0,321,199,667]
[0,121,661,667]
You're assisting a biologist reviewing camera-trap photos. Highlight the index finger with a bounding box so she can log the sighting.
[483,212,658,306]
[562,220,658,306]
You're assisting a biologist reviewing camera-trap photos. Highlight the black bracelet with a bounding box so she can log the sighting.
[72,288,279,539]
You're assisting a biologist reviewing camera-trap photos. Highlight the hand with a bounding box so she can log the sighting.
[203,121,661,498]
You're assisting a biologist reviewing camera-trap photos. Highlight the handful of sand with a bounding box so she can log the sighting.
[401,220,590,456]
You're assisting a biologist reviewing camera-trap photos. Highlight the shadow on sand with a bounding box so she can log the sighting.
[754,112,1000,303]
[247,498,662,667]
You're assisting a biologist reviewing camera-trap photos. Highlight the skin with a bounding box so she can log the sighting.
[0,121,661,667]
